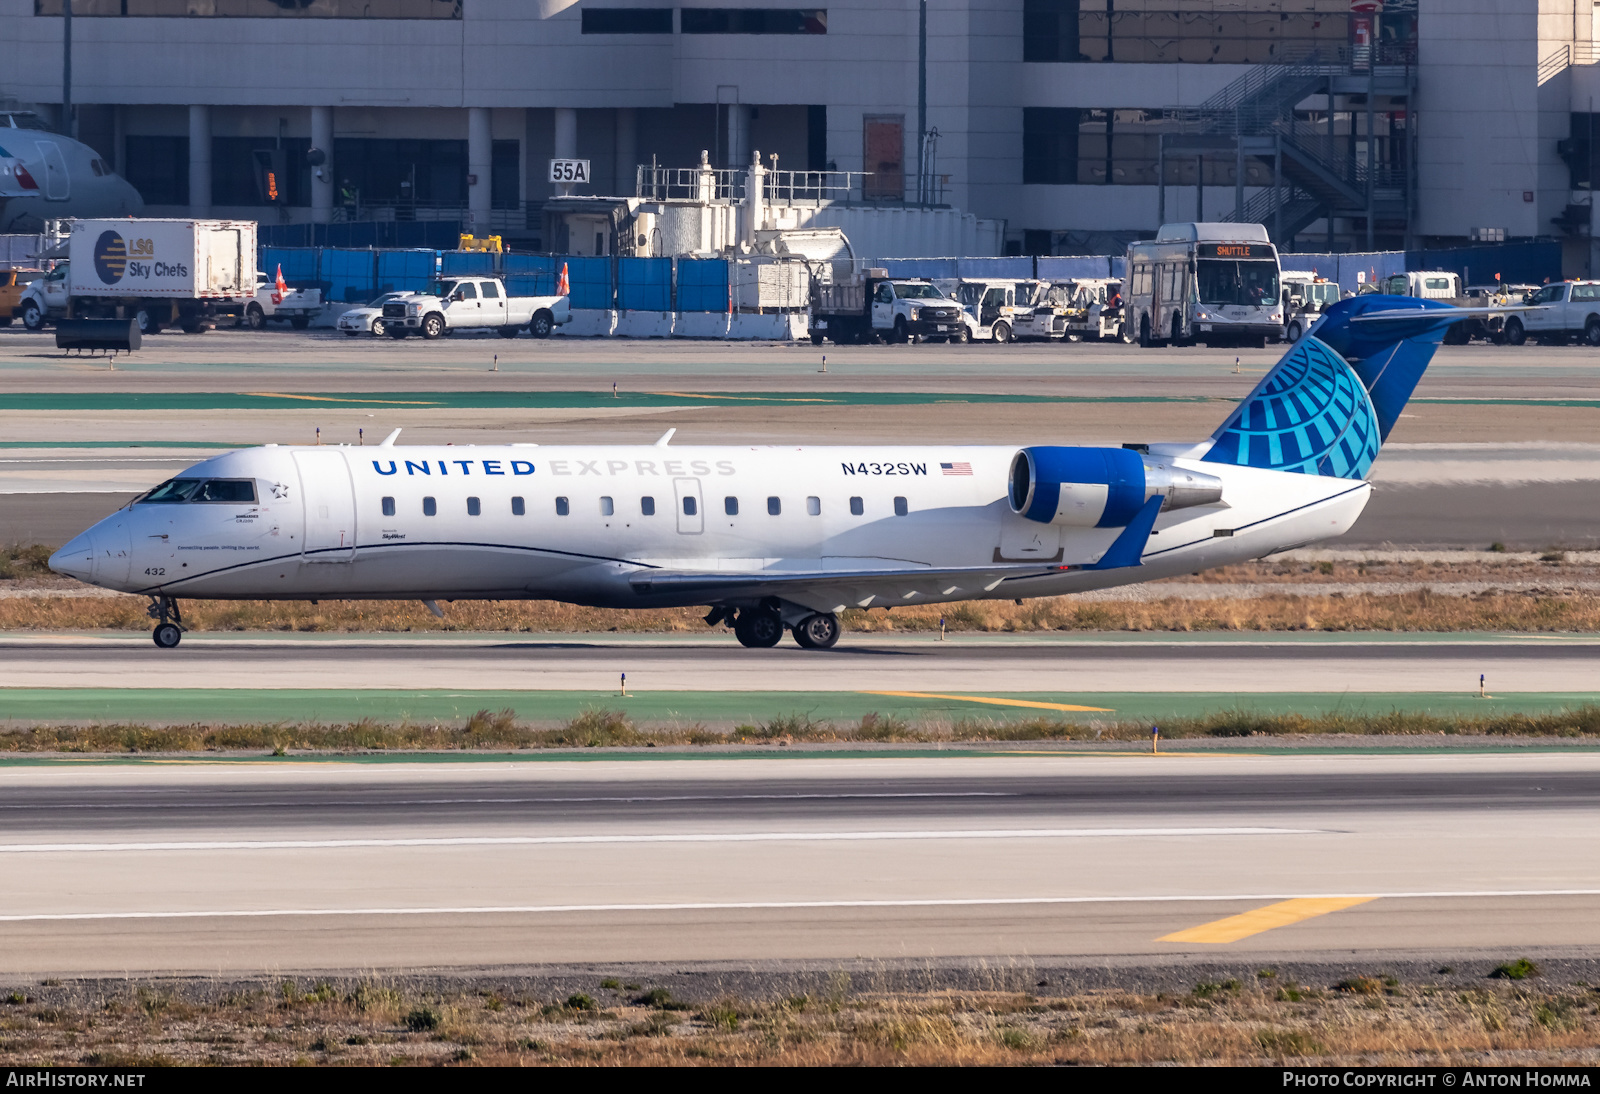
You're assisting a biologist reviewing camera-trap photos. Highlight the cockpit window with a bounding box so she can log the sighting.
[139,478,256,504]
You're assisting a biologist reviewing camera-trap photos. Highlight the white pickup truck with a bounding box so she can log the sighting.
[384,276,570,339]
[1501,280,1600,346]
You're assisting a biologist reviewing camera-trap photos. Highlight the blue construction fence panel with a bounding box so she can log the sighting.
[1037,256,1123,281]
[619,257,672,311]
[321,249,379,304]
[258,221,462,250]
[258,247,318,288]
[676,258,729,312]
[1406,241,1562,288]
[870,257,1038,281]
[563,257,613,310]
[376,250,439,295]
[503,254,559,297]
[1281,251,1405,295]
[440,251,498,278]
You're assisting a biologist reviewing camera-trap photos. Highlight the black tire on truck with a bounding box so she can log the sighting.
[1504,317,1526,345]
[21,301,44,330]
[136,307,162,335]
[1585,317,1600,346]
[421,313,445,339]
[891,316,909,344]
[244,303,265,330]
[529,310,554,338]
[991,320,1012,344]
[496,325,520,339]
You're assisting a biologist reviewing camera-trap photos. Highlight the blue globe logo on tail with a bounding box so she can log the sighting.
[92,231,128,285]
[1203,336,1380,480]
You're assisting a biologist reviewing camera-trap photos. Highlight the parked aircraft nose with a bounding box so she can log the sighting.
[49,531,97,582]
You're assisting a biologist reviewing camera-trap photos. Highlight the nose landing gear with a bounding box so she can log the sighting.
[148,596,185,649]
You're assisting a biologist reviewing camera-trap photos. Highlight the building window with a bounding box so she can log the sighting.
[641,496,656,516]
[555,496,569,516]
[767,496,781,515]
[849,496,864,516]
[491,140,520,210]
[806,496,821,516]
[381,496,396,517]
[600,496,614,516]
[725,496,739,515]
[511,496,525,515]
[333,138,468,207]
[34,0,462,17]
[466,496,481,516]
[212,138,311,207]
[894,496,909,516]
[581,7,672,33]
[1024,108,1270,186]
[1020,0,1371,65]
[422,496,437,516]
[681,8,826,34]
[123,136,187,206]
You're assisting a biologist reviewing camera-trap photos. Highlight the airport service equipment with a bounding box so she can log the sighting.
[18,218,257,334]
[243,282,324,331]
[1126,222,1284,347]
[383,276,570,339]
[946,279,1041,343]
[51,294,1482,652]
[1281,273,1340,343]
[1487,279,1600,347]
[0,267,41,325]
[809,271,966,345]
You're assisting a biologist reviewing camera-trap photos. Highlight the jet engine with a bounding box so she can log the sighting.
[1008,446,1224,528]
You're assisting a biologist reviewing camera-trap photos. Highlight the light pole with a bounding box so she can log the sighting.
[61,0,72,136]
[916,0,926,203]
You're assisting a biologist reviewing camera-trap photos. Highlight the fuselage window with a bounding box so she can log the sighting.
[423,496,437,516]
[381,496,396,517]
[767,496,781,515]
[683,495,697,516]
[849,496,864,515]
[467,496,481,516]
[600,496,614,516]
[641,496,656,516]
[806,496,821,516]
[725,496,738,516]
[511,496,525,516]
[555,496,570,516]
[894,496,909,516]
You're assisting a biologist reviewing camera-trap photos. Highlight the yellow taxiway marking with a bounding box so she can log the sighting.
[864,691,1114,713]
[242,393,440,405]
[1159,896,1377,944]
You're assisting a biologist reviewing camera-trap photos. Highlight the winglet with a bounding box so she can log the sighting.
[1084,495,1162,571]
[379,428,402,447]
[655,428,676,447]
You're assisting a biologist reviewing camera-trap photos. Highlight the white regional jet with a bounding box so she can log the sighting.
[0,111,143,232]
[51,296,1465,650]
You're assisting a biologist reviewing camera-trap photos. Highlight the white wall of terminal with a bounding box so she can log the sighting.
[3,0,1600,254]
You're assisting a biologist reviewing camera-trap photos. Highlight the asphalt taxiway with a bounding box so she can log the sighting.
[0,751,1595,976]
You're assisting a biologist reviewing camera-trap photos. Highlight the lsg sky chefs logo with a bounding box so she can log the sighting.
[91,232,175,285]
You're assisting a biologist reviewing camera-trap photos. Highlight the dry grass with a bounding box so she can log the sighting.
[2,974,1598,1066]
[3,589,1600,635]
[4,704,1600,754]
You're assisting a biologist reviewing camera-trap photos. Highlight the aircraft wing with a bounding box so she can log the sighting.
[1347,306,1530,322]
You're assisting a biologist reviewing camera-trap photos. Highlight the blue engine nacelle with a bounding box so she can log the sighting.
[1009,446,1224,528]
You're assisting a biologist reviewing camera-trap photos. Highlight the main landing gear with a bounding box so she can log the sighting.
[148,595,185,649]
[710,605,841,650]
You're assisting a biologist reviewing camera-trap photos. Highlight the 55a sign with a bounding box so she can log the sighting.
[549,159,591,184]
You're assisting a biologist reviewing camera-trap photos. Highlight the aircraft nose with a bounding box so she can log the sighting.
[49,531,97,582]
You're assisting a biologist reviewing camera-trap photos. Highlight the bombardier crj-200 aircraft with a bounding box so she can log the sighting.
[52,295,1473,650]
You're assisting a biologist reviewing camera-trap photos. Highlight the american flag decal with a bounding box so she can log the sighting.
[940,461,973,476]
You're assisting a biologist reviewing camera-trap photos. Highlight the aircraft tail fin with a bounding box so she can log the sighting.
[1200,294,1461,480]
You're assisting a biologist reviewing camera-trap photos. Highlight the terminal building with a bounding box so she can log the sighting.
[1,1,1597,268]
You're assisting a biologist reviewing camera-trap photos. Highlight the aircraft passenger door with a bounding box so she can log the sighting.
[673,478,704,535]
[292,450,357,562]
[34,141,69,201]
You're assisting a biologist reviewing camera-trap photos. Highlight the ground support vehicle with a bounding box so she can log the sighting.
[384,276,570,339]
[948,279,1038,343]
[18,218,256,334]
[242,280,323,331]
[809,272,965,344]
[0,268,41,326]
[1491,280,1600,346]
[1459,284,1537,343]
[1013,282,1070,340]
[1059,279,1123,341]
[1125,223,1283,347]
[337,292,411,337]
[1281,273,1341,343]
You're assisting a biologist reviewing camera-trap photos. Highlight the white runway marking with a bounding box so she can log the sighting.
[3,890,1599,923]
[0,791,1016,811]
[0,826,1308,853]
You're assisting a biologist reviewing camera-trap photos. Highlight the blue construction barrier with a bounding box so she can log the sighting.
[440,251,498,278]
[376,250,439,295]
[676,259,729,312]
[503,254,559,297]
[1406,241,1562,288]
[563,257,613,311]
[619,257,672,311]
[258,247,319,287]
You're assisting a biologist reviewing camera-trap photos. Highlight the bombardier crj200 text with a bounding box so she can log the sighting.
[52,296,1468,650]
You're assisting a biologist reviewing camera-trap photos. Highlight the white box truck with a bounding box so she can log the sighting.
[19,218,257,334]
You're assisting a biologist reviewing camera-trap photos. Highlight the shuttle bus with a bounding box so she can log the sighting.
[1124,223,1283,347]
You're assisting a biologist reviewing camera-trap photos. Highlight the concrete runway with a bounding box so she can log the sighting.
[4,633,1597,693]
[0,752,1596,976]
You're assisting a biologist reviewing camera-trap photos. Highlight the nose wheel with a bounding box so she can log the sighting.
[147,596,185,649]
